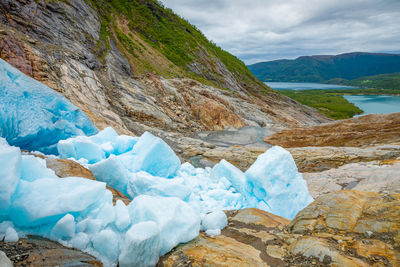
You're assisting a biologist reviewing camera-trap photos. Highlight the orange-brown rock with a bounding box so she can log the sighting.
[264,113,400,148]
[159,191,400,267]
[0,34,52,87]
[287,190,400,267]
[158,208,290,267]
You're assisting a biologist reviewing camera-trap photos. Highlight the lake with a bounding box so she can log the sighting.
[343,95,400,115]
[266,82,400,115]
[265,82,357,90]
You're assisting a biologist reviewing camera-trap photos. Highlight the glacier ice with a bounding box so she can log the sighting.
[130,132,181,178]
[51,214,75,240]
[114,200,131,231]
[128,195,201,256]
[0,124,314,266]
[89,155,131,195]
[128,171,191,200]
[21,155,57,181]
[0,138,20,215]
[211,159,249,195]
[4,226,19,242]
[9,177,108,227]
[201,210,228,233]
[119,221,161,267]
[0,58,97,154]
[92,229,121,261]
[245,146,313,219]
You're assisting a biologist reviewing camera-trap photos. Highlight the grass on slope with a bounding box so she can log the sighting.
[339,73,400,90]
[85,0,269,93]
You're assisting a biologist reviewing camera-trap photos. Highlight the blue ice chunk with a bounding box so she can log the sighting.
[4,226,19,242]
[9,177,108,227]
[128,195,200,256]
[70,232,90,250]
[92,229,121,262]
[177,162,197,176]
[0,138,21,215]
[90,127,119,145]
[205,228,221,236]
[89,155,131,195]
[245,146,313,219]
[114,135,138,155]
[58,137,105,164]
[51,214,75,240]
[0,58,97,154]
[114,200,131,231]
[21,155,57,181]
[119,221,161,267]
[211,159,248,195]
[128,171,191,200]
[201,210,227,232]
[131,132,181,178]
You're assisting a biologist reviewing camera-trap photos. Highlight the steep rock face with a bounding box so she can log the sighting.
[158,191,400,267]
[0,0,329,141]
[264,113,400,148]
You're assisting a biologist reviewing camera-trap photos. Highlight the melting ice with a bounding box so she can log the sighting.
[0,59,313,266]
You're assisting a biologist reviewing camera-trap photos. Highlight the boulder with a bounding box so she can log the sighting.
[158,191,400,267]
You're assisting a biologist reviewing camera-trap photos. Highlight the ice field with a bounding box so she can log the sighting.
[0,59,313,266]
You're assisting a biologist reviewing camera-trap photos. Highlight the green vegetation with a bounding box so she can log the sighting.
[84,0,269,93]
[247,52,400,83]
[280,90,364,119]
[280,87,400,120]
[337,73,400,90]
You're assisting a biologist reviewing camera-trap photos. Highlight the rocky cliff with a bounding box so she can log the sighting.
[0,0,328,143]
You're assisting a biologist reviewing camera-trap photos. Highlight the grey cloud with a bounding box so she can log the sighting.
[160,0,400,64]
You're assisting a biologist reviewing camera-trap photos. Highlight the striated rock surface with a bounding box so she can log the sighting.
[0,0,328,142]
[158,208,290,267]
[0,236,102,266]
[158,190,400,267]
[265,113,400,148]
[287,190,400,267]
[289,145,400,172]
[303,160,400,198]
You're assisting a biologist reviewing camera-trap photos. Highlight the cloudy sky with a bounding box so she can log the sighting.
[160,0,400,64]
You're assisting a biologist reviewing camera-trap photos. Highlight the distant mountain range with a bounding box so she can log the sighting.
[247,52,400,83]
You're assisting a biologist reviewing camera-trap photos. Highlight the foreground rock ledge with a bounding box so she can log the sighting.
[158,190,400,267]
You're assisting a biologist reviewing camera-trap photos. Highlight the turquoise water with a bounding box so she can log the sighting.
[343,95,400,115]
[266,82,400,115]
[265,82,357,90]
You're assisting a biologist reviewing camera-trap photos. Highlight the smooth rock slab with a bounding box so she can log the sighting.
[0,236,102,266]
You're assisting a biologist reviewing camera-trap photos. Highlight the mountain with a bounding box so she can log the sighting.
[338,72,400,90]
[248,52,400,83]
[0,0,328,143]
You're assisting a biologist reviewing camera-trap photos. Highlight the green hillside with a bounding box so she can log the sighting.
[86,0,269,93]
[247,52,400,83]
[336,72,400,90]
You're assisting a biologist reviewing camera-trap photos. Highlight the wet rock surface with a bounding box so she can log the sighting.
[0,236,102,267]
[158,191,400,267]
